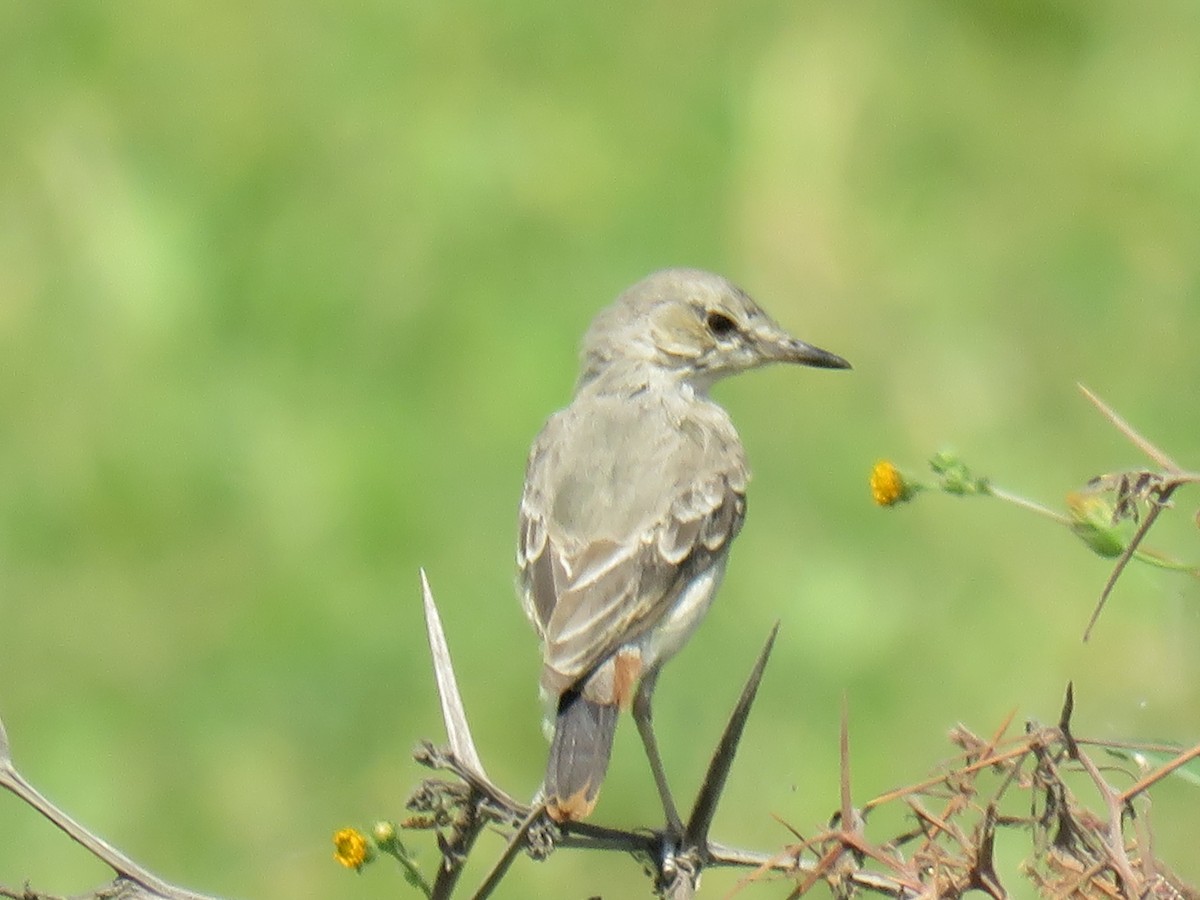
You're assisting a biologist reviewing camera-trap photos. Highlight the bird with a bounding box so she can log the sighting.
[516,268,850,826]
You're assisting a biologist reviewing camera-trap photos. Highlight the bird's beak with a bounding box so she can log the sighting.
[755,324,851,370]
[776,337,851,370]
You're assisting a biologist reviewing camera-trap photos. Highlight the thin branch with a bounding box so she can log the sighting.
[469,804,546,900]
[1074,386,1200,640]
[0,718,223,900]
[1078,383,1181,473]
[1117,740,1200,805]
[1072,734,1141,890]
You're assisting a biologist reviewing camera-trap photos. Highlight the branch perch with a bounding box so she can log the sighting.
[0,715,225,900]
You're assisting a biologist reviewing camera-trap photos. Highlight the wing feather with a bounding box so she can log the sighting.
[517,395,747,696]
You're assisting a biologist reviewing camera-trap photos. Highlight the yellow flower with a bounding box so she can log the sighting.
[870,460,909,506]
[333,827,371,871]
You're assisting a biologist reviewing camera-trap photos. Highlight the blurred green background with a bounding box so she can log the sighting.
[2,2,1199,897]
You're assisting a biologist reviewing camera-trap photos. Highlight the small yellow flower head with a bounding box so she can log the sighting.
[333,827,372,871]
[870,460,911,506]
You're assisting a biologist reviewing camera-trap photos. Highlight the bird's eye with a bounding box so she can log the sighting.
[705,311,738,338]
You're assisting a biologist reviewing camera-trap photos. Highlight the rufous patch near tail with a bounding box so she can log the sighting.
[612,648,642,709]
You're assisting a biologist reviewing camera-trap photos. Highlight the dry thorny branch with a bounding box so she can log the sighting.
[2,581,1198,900]
[2,388,1198,899]
[1073,385,1200,641]
[398,576,1199,900]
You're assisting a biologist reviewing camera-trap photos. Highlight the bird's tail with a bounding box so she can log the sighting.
[543,690,619,822]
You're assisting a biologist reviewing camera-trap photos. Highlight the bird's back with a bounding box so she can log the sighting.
[518,385,748,692]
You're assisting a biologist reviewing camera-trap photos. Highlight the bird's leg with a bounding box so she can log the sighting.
[631,670,684,836]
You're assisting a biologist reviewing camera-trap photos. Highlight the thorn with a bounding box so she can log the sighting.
[420,568,487,779]
[1058,682,1079,761]
[683,621,780,850]
[1082,501,1170,642]
[1077,384,1180,472]
[839,692,853,830]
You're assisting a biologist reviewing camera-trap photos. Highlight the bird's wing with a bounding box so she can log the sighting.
[517,402,746,694]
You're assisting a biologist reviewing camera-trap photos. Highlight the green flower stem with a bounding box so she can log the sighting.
[987,484,1073,526]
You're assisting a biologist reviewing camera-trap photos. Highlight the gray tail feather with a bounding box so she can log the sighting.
[543,692,619,822]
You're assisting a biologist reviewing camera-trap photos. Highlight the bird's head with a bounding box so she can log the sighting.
[579,268,850,392]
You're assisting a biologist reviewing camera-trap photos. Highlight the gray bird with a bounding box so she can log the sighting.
[517,268,849,824]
